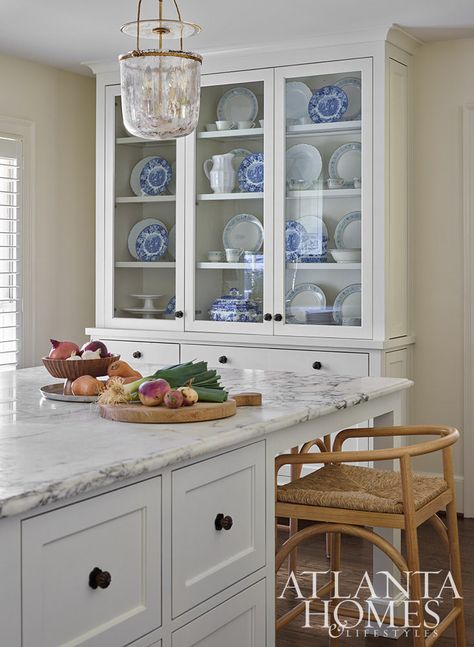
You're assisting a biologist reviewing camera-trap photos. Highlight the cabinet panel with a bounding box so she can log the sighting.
[99,338,180,366]
[172,580,265,647]
[172,443,265,617]
[22,479,161,647]
[181,343,368,376]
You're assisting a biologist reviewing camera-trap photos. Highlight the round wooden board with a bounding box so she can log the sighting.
[99,399,237,424]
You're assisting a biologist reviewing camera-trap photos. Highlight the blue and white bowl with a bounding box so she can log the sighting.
[308,85,348,123]
[238,153,264,192]
[209,288,260,323]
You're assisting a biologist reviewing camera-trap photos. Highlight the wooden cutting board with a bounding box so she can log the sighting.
[99,392,262,424]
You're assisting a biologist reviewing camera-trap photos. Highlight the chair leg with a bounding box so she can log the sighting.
[400,455,426,646]
[288,516,298,575]
[445,499,466,645]
[329,532,341,646]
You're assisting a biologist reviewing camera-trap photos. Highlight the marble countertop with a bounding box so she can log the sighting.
[0,366,411,519]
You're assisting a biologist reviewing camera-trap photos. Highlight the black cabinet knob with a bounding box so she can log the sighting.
[132,351,142,359]
[218,356,228,364]
[263,313,272,321]
[215,513,233,531]
[89,567,112,590]
[175,310,184,318]
[274,313,283,322]
[312,361,322,370]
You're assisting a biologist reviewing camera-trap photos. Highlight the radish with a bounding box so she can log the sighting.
[164,390,184,409]
[138,379,170,407]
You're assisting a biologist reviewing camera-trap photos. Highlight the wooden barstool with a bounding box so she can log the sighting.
[275,425,465,646]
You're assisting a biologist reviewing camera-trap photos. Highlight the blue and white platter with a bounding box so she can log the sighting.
[308,85,348,123]
[285,283,327,324]
[223,213,263,252]
[285,216,328,262]
[168,224,176,260]
[334,77,361,121]
[286,81,313,120]
[127,218,168,261]
[334,211,361,249]
[217,87,258,123]
[165,295,176,315]
[328,142,361,185]
[208,287,259,323]
[333,283,362,325]
[238,153,264,193]
[130,156,172,196]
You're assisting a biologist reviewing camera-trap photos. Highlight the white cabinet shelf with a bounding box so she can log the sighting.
[197,262,253,270]
[286,120,361,138]
[286,263,361,270]
[286,189,361,199]
[197,128,263,140]
[116,195,176,204]
[116,136,175,147]
[197,192,263,201]
[115,262,176,269]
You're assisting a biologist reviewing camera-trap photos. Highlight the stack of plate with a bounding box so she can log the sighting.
[208,288,260,323]
[285,77,361,125]
[285,283,327,324]
[306,307,336,326]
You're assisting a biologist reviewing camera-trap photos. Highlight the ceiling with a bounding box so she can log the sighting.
[1,0,474,75]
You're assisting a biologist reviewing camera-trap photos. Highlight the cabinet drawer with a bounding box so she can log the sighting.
[172,443,265,617]
[98,339,180,366]
[22,479,161,647]
[172,580,266,647]
[181,344,368,377]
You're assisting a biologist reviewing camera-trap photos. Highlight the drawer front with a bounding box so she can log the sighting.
[172,443,265,617]
[172,580,265,647]
[181,344,368,377]
[98,339,180,366]
[22,479,161,647]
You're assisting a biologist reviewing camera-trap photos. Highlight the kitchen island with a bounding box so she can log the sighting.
[0,366,411,647]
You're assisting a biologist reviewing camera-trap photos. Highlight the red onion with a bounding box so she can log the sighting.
[81,340,108,358]
[48,339,80,360]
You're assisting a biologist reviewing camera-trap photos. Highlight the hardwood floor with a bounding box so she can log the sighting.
[276,518,474,646]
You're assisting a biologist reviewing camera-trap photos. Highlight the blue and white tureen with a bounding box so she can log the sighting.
[208,288,259,323]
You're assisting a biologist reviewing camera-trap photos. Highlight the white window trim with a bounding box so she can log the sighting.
[0,117,35,368]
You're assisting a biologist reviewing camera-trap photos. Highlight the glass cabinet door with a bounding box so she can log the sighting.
[185,69,274,333]
[274,59,372,338]
[103,85,185,330]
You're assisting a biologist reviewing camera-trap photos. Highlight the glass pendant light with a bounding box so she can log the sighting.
[119,0,202,140]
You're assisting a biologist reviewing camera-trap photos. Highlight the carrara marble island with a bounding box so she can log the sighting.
[0,366,411,647]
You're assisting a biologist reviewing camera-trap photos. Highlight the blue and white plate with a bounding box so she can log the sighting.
[127,218,168,261]
[285,216,328,262]
[223,213,263,252]
[165,295,176,315]
[334,211,361,249]
[286,283,327,324]
[130,156,172,196]
[328,142,361,185]
[168,224,176,260]
[308,85,348,123]
[217,87,258,123]
[333,283,361,325]
[238,153,264,192]
[334,77,361,121]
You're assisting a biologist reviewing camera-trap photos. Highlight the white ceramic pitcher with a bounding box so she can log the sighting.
[203,153,235,193]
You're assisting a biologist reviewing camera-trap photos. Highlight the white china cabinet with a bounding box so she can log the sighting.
[88,27,416,385]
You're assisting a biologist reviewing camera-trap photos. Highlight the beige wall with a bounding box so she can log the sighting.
[413,39,474,480]
[0,53,95,364]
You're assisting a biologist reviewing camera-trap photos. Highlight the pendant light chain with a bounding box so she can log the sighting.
[134,0,185,53]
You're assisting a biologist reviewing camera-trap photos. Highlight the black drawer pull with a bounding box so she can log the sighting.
[132,350,142,359]
[263,313,272,321]
[89,567,111,590]
[215,513,233,531]
[312,361,322,370]
[175,310,184,318]
[218,355,228,364]
[274,313,283,322]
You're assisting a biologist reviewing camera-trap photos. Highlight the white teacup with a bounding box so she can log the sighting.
[206,123,217,132]
[215,120,235,131]
[353,177,362,189]
[225,248,243,263]
[259,119,265,128]
[207,250,224,262]
[327,178,345,189]
[237,121,254,129]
